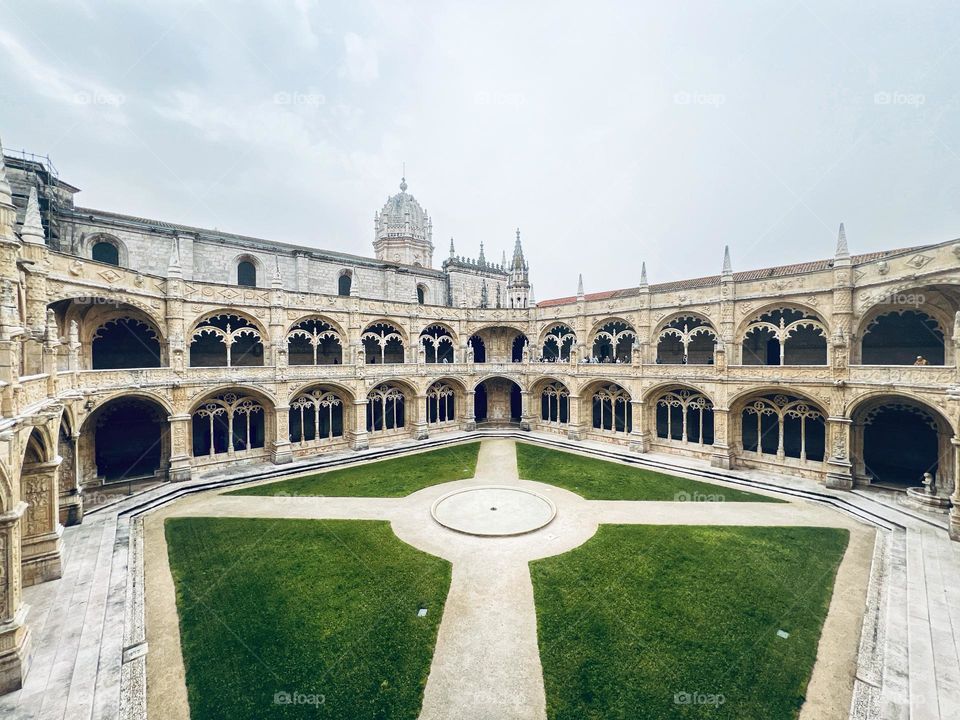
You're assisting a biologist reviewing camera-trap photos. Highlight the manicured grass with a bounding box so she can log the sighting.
[531,525,849,720]
[165,517,451,720]
[516,443,779,501]
[227,442,480,497]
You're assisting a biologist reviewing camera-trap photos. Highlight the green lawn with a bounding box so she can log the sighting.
[165,517,451,720]
[530,525,849,720]
[227,442,480,497]
[516,443,779,501]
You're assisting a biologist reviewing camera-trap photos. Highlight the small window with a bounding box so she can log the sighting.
[338,273,352,296]
[417,286,426,304]
[237,260,257,287]
[92,241,119,266]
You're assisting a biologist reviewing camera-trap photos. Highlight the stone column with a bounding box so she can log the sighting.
[167,414,193,482]
[351,399,369,450]
[20,459,63,586]
[519,391,534,431]
[825,416,854,490]
[566,394,584,441]
[58,430,83,526]
[0,501,30,694]
[271,405,293,464]
[464,390,477,431]
[709,408,734,469]
[628,399,649,453]
[413,394,429,440]
[949,438,960,541]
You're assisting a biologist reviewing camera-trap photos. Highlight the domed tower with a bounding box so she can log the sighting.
[508,228,531,308]
[373,177,434,267]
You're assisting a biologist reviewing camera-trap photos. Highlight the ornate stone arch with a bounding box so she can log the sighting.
[232,253,264,288]
[82,232,129,266]
[738,304,829,366]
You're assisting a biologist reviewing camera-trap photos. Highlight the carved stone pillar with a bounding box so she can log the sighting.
[167,414,193,482]
[519,391,534,431]
[271,405,293,464]
[413,394,429,440]
[709,408,734,469]
[351,399,369,450]
[464,390,476,431]
[20,459,63,586]
[57,430,83,526]
[628,399,649,453]
[825,416,854,490]
[566,394,584,441]
[0,501,31,694]
[949,438,960,541]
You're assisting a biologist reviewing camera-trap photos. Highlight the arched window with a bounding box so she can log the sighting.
[237,260,257,287]
[192,392,265,456]
[419,325,455,363]
[741,393,825,461]
[742,308,827,366]
[426,381,456,424]
[190,314,264,367]
[468,335,486,363]
[287,318,343,365]
[542,324,575,362]
[655,388,714,444]
[289,388,345,445]
[338,273,352,296]
[656,316,718,365]
[417,285,426,304]
[592,384,632,433]
[861,310,945,365]
[361,323,405,364]
[540,382,570,424]
[367,384,406,432]
[92,241,120,266]
[92,317,162,369]
[592,321,636,363]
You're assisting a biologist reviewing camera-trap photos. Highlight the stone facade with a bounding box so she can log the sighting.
[1,138,960,694]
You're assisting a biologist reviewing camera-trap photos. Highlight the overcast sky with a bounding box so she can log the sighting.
[1,1,958,299]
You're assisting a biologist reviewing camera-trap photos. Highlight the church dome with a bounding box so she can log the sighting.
[375,177,432,243]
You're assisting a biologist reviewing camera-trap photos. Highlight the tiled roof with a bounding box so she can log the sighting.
[536,247,925,308]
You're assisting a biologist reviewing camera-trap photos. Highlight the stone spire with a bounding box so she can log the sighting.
[167,235,182,278]
[577,273,584,300]
[501,250,506,268]
[271,255,283,288]
[722,245,732,279]
[449,237,455,259]
[512,228,526,270]
[478,241,486,266]
[19,186,45,245]
[835,223,849,261]
[639,261,648,290]
[349,268,360,297]
[480,279,488,308]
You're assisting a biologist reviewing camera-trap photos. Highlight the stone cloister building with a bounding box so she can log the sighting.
[1,137,959,691]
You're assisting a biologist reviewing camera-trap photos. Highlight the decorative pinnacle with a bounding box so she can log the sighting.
[639,261,648,289]
[577,273,584,299]
[722,245,732,276]
[167,235,182,278]
[0,135,11,205]
[836,222,849,259]
[449,237,455,258]
[20,186,45,244]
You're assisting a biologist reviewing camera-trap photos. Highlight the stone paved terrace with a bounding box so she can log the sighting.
[1,429,958,720]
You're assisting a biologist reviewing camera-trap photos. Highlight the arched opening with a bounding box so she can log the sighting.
[539,381,570,425]
[338,272,352,296]
[512,334,527,362]
[417,285,426,304]
[237,260,257,287]
[590,383,632,434]
[287,318,343,365]
[420,325,455,363]
[92,240,120,265]
[742,308,827,365]
[541,324,575,362]
[475,377,522,425]
[861,310,945,365]
[852,397,952,489]
[92,317,162,369]
[192,391,267,457]
[57,415,81,525]
[654,388,714,444]
[190,314,264,367]
[426,381,457,425]
[468,334,486,363]
[361,323,405,364]
[656,316,717,365]
[591,321,635,363]
[289,386,347,447]
[740,393,825,462]
[84,396,169,482]
[366,383,406,433]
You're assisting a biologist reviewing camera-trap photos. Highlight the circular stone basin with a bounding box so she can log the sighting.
[431,485,557,537]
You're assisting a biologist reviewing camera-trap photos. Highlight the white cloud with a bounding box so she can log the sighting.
[341,32,379,84]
